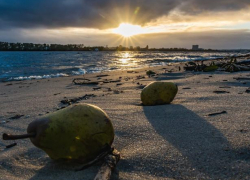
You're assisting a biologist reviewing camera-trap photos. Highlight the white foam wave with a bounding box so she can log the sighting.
[72,68,87,75]
[10,73,69,81]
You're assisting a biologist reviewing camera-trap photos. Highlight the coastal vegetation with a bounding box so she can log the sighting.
[0,41,218,51]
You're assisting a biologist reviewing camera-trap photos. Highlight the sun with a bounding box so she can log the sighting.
[112,23,146,37]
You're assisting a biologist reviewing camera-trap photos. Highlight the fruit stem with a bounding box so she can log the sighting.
[2,132,36,140]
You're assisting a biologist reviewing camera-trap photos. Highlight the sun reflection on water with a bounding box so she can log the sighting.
[119,52,131,65]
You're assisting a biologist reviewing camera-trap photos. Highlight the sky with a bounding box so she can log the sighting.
[0,0,250,49]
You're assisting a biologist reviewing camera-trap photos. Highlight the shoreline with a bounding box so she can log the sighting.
[1,52,250,83]
[2,52,250,83]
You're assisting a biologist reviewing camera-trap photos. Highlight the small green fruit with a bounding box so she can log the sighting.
[141,82,178,106]
[27,103,114,162]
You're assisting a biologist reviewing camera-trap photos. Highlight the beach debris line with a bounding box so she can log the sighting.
[208,111,227,116]
[2,103,115,163]
[184,57,250,72]
[141,82,178,106]
[61,94,96,105]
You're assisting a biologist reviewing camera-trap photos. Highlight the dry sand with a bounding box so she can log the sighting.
[1,61,250,179]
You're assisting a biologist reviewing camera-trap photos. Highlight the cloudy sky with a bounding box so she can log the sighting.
[0,0,250,49]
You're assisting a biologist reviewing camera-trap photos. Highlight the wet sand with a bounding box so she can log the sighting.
[1,61,250,179]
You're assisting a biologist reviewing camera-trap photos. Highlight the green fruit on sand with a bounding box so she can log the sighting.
[3,103,114,163]
[141,82,178,106]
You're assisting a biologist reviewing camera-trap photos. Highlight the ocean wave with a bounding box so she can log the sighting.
[72,68,87,75]
[9,73,69,81]
[87,67,110,73]
[1,51,248,82]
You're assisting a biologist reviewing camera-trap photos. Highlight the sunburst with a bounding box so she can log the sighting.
[112,23,146,37]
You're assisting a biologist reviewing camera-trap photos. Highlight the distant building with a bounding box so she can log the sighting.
[192,45,199,50]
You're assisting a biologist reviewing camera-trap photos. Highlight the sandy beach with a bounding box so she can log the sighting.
[1,59,250,179]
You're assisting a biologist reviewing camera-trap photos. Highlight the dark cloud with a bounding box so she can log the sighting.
[0,0,249,29]
[0,0,178,29]
[179,0,250,14]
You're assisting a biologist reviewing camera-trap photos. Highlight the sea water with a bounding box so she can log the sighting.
[0,51,248,81]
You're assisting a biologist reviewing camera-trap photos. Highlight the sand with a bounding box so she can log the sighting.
[1,60,250,179]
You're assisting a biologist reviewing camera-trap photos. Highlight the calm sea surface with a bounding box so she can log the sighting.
[0,51,248,81]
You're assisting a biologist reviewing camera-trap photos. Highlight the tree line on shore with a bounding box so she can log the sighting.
[0,41,216,51]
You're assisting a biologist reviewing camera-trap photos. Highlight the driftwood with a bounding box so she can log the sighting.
[236,65,250,71]
[94,149,120,180]
[75,145,114,171]
[93,87,102,91]
[73,78,99,85]
[110,80,121,83]
[75,146,120,180]
[9,114,24,119]
[235,77,250,81]
[208,111,227,116]
[213,91,230,94]
[222,58,250,72]
[184,61,208,72]
[96,74,109,78]
[102,80,121,83]
[224,64,250,72]
[184,57,250,72]
[60,94,96,105]
[6,143,17,149]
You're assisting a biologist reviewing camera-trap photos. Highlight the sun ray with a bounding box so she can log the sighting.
[128,36,142,47]
[110,35,125,47]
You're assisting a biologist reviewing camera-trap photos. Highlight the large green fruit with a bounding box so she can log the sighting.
[141,82,178,106]
[27,103,114,162]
